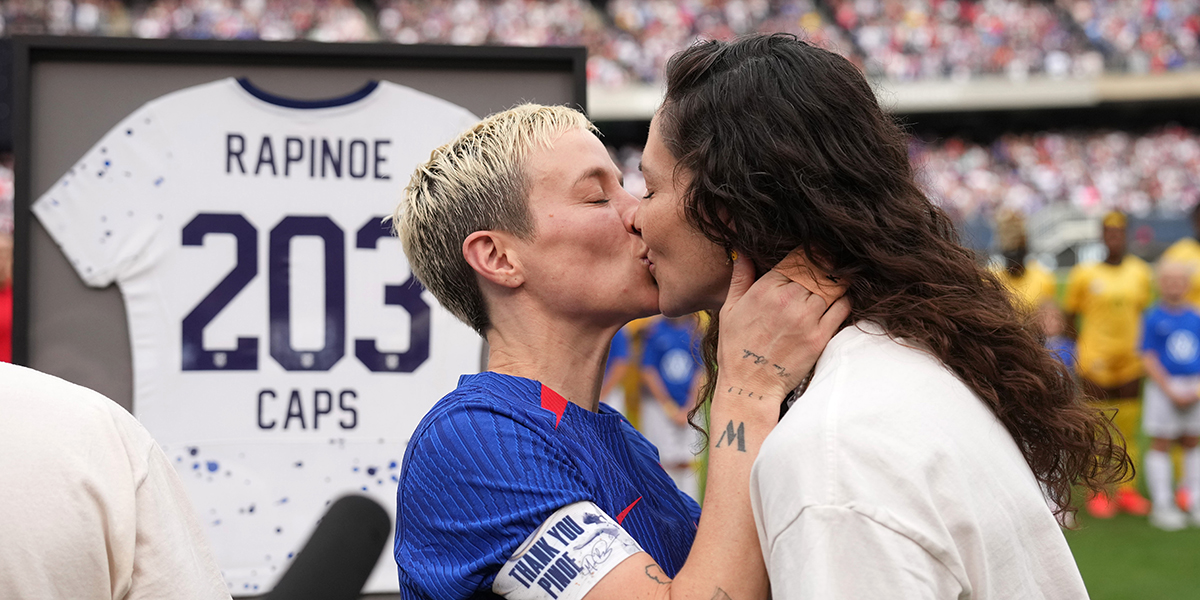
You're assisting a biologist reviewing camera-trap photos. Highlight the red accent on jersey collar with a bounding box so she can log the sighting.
[616,496,642,524]
[539,385,569,429]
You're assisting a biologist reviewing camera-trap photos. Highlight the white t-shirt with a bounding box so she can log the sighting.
[0,363,230,600]
[32,77,483,593]
[751,324,1089,600]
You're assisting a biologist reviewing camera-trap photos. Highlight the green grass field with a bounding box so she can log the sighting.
[1066,513,1200,600]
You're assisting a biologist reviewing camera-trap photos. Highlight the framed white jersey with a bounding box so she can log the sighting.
[32,77,483,594]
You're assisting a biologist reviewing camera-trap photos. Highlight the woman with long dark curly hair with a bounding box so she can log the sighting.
[633,33,1130,598]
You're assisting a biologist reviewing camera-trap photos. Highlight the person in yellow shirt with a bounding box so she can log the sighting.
[1160,205,1200,308]
[994,209,1057,311]
[1065,211,1153,518]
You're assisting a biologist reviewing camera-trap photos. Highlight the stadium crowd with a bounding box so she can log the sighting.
[373,0,856,87]
[1061,0,1200,74]
[831,0,1103,81]
[913,125,1200,221]
[0,0,375,41]
[0,0,1197,84]
[611,124,1200,225]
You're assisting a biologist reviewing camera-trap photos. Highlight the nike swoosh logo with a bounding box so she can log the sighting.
[616,496,642,524]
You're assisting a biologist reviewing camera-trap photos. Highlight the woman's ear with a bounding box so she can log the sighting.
[463,231,524,289]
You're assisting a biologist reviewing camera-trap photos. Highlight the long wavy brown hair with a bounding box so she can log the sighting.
[661,33,1129,516]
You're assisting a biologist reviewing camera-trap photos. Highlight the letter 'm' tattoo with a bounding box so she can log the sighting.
[645,564,669,584]
[714,420,746,452]
[712,589,734,600]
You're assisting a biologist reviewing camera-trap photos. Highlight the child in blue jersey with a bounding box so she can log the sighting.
[392,104,849,600]
[1141,260,1200,530]
[1039,301,1077,372]
[639,315,703,499]
[598,326,632,415]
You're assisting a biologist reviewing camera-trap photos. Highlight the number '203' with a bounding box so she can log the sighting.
[180,213,429,373]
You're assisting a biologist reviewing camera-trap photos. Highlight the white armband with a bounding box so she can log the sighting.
[493,501,644,600]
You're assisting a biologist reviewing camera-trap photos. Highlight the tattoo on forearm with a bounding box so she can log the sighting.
[742,349,768,365]
[726,386,758,400]
[743,349,796,381]
[712,589,733,600]
[644,564,669,584]
[714,420,746,452]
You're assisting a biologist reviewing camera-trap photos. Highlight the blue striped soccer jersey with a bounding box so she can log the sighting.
[395,372,701,599]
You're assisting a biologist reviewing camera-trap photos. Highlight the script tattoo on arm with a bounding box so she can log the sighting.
[773,364,791,379]
[742,350,768,365]
[645,564,669,585]
[714,420,746,452]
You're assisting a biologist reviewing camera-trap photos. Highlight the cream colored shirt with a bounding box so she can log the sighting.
[0,363,230,600]
[751,325,1088,600]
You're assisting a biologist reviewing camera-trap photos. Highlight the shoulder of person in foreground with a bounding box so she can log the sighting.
[395,373,679,600]
[752,325,1086,600]
[0,363,231,600]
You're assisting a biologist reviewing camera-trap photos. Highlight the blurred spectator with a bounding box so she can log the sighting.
[1061,0,1200,74]
[1159,204,1200,306]
[0,156,12,237]
[598,325,632,414]
[613,144,646,197]
[1064,211,1153,518]
[0,231,10,364]
[1139,259,1200,530]
[828,0,1103,81]
[1040,301,1076,371]
[0,156,10,365]
[639,314,704,500]
[993,208,1057,309]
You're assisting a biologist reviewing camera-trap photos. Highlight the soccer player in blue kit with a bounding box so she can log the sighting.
[598,326,632,415]
[1141,260,1200,530]
[639,316,704,498]
[392,104,848,600]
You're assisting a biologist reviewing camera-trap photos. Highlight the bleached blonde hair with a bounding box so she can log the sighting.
[394,103,598,335]
[1155,258,1195,287]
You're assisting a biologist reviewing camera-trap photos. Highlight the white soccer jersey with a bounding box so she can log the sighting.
[33,77,483,595]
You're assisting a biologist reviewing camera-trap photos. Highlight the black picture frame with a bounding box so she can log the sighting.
[11,36,585,369]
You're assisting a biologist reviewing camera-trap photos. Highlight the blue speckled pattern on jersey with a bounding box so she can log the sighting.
[394,372,701,600]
